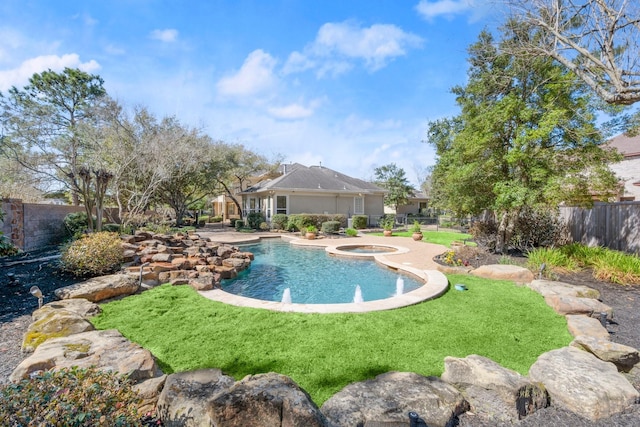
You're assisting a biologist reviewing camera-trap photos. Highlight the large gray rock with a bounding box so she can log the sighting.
[321,371,469,427]
[32,298,101,321]
[566,314,610,340]
[54,273,140,302]
[208,372,327,427]
[470,264,534,284]
[528,279,600,299]
[10,329,162,383]
[135,375,167,416]
[157,369,235,427]
[441,354,547,422]
[572,335,640,372]
[22,309,95,353]
[22,298,102,352]
[529,346,639,421]
[544,295,613,319]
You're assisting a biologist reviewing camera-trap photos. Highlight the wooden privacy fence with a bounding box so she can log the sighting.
[559,202,640,255]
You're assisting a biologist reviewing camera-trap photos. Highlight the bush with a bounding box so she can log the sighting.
[63,212,93,239]
[60,232,124,277]
[102,223,121,233]
[287,214,347,232]
[259,222,270,231]
[271,214,288,230]
[351,215,368,229]
[246,212,266,229]
[210,215,223,223]
[0,366,143,426]
[345,228,358,237]
[470,208,568,253]
[321,221,341,234]
[235,219,245,230]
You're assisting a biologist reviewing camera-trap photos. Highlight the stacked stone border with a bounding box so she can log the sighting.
[8,235,640,426]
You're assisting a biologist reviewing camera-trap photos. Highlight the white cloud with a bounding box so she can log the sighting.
[285,21,423,76]
[0,54,101,91]
[150,29,179,42]
[267,98,324,120]
[415,0,473,20]
[105,44,126,55]
[216,49,278,97]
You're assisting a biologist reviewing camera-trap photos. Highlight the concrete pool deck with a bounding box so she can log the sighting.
[196,230,451,313]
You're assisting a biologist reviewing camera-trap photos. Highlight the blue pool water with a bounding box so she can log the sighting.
[221,239,423,304]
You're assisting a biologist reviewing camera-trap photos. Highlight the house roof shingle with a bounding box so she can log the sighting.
[241,163,386,195]
[608,133,640,158]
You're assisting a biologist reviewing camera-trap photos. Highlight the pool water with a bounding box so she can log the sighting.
[221,239,422,304]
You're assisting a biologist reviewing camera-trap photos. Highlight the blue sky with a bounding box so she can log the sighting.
[0,0,498,185]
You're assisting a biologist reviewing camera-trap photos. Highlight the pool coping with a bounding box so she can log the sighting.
[198,235,450,313]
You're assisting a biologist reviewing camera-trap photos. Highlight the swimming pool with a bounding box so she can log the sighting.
[221,239,423,304]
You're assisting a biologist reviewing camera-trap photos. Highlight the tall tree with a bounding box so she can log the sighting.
[0,68,107,207]
[373,163,416,211]
[505,0,640,106]
[426,25,621,252]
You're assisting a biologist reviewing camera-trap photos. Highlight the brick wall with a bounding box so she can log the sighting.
[1,199,84,251]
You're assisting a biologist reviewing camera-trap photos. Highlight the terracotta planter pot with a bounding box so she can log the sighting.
[383,230,393,237]
[412,232,423,241]
[306,232,316,240]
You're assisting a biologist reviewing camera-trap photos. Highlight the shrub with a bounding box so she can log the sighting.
[321,221,341,234]
[235,219,245,230]
[210,215,223,223]
[287,214,347,232]
[470,208,568,253]
[60,232,124,277]
[345,228,358,237]
[351,215,368,229]
[259,222,270,231]
[63,212,93,239]
[271,214,288,230]
[246,212,266,229]
[0,209,19,256]
[0,366,143,426]
[102,223,121,233]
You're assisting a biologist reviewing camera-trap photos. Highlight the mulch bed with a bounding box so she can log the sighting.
[1,246,640,426]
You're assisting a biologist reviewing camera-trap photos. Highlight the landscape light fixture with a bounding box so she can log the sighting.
[30,285,43,309]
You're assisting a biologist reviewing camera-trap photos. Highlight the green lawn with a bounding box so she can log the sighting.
[91,273,570,405]
[369,230,475,247]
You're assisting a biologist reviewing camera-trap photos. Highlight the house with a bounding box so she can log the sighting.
[239,163,387,225]
[608,133,640,201]
[384,191,430,216]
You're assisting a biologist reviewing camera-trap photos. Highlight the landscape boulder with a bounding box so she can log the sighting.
[572,335,640,372]
[157,369,235,426]
[21,308,95,353]
[544,294,613,319]
[528,279,600,299]
[441,354,548,422]
[470,265,534,284]
[321,371,469,427]
[10,329,163,383]
[565,314,610,340]
[54,273,139,302]
[528,346,639,421]
[208,373,327,427]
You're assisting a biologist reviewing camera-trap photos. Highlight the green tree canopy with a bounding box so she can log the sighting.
[426,24,621,252]
[0,67,107,206]
[373,163,416,211]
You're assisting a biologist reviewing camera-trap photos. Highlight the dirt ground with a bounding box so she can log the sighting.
[1,245,640,426]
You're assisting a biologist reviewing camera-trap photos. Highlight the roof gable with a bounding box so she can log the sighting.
[243,163,385,194]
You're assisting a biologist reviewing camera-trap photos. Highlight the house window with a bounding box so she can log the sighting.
[354,197,364,214]
[419,202,427,214]
[276,195,287,214]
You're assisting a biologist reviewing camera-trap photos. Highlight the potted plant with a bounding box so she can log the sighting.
[410,221,423,241]
[305,225,318,240]
[381,216,395,237]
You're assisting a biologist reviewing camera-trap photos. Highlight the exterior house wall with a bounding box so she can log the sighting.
[610,157,640,201]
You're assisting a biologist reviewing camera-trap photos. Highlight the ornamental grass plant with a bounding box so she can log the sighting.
[527,243,640,285]
[91,275,571,405]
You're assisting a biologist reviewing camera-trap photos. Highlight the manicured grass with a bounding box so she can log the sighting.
[369,230,475,247]
[91,274,570,405]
